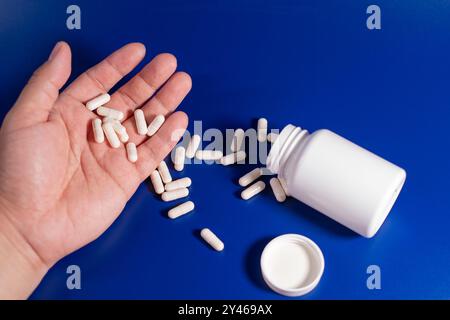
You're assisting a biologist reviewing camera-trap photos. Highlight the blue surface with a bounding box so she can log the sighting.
[1,0,449,299]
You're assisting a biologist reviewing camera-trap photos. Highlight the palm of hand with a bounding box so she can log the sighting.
[0,42,191,266]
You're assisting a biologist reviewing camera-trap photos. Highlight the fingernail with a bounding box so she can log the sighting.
[48,42,63,61]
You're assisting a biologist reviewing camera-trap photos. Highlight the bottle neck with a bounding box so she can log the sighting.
[267,125,309,174]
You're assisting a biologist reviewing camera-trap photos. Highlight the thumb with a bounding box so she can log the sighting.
[5,42,72,131]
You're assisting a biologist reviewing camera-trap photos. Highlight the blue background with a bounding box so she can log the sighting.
[0,0,449,299]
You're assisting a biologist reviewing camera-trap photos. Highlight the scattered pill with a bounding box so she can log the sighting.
[231,128,245,152]
[168,200,195,219]
[241,180,266,200]
[86,93,110,111]
[102,122,121,148]
[257,118,268,142]
[220,151,247,166]
[92,118,104,143]
[195,150,223,161]
[126,142,138,163]
[239,168,262,187]
[134,109,148,135]
[162,188,189,202]
[150,170,165,195]
[165,177,192,191]
[278,176,289,196]
[174,146,186,171]
[97,106,124,121]
[186,134,201,158]
[147,114,165,136]
[270,177,286,202]
[267,132,278,143]
[112,121,129,143]
[200,228,224,252]
[158,161,172,184]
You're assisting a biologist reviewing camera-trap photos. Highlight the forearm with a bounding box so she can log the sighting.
[0,213,48,299]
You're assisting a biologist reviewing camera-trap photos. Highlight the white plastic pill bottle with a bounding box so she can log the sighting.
[267,125,406,238]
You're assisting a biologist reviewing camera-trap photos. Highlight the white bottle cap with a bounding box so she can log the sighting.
[260,234,324,297]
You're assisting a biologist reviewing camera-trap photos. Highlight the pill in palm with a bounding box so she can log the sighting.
[269,177,286,202]
[165,177,192,191]
[220,151,246,166]
[239,168,262,187]
[97,106,124,121]
[231,128,245,152]
[157,161,172,184]
[168,200,195,219]
[134,109,148,135]
[112,121,129,143]
[161,188,189,202]
[241,180,266,200]
[147,114,165,136]
[174,146,186,171]
[257,118,268,142]
[150,170,165,194]
[102,122,121,148]
[86,93,110,111]
[195,150,223,161]
[200,228,224,252]
[186,134,201,158]
[126,143,138,163]
[92,118,104,143]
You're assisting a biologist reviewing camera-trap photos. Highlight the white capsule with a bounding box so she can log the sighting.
[267,132,278,143]
[102,117,116,123]
[278,176,289,196]
[200,228,224,252]
[195,150,223,161]
[147,114,165,136]
[220,151,246,166]
[112,121,129,143]
[102,122,121,148]
[239,168,262,187]
[86,93,110,111]
[150,170,165,195]
[185,134,201,159]
[241,180,266,200]
[161,188,189,202]
[174,146,185,171]
[231,128,245,152]
[165,177,192,191]
[92,118,104,143]
[168,200,195,219]
[97,106,124,121]
[269,177,286,202]
[257,118,268,142]
[157,161,172,184]
[134,109,148,135]
[126,142,138,163]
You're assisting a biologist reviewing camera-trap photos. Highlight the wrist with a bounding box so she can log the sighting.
[0,212,49,299]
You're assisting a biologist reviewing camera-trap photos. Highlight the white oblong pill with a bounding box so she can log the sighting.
[195,150,223,161]
[161,188,189,202]
[165,177,192,191]
[134,109,148,135]
[270,177,286,202]
[150,170,165,194]
[157,161,172,184]
[186,134,201,159]
[97,106,124,121]
[86,93,110,111]
[241,180,266,200]
[112,121,129,143]
[267,132,278,143]
[174,146,185,171]
[239,168,262,187]
[92,118,104,143]
[231,128,245,152]
[220,151,247,166]
[168,201,195,219]
[200,228,224,252]
[102,122,121,148]
[147,114,165,136]
[126,142,138,163]
[257,118,268,142]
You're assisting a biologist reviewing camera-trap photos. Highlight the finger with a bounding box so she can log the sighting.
[103,53,177,119]
[63,42,145,103]
[121,71,192,146]
[5,42,71,131]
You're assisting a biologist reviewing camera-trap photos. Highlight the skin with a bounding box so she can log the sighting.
[0,42,191,299]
